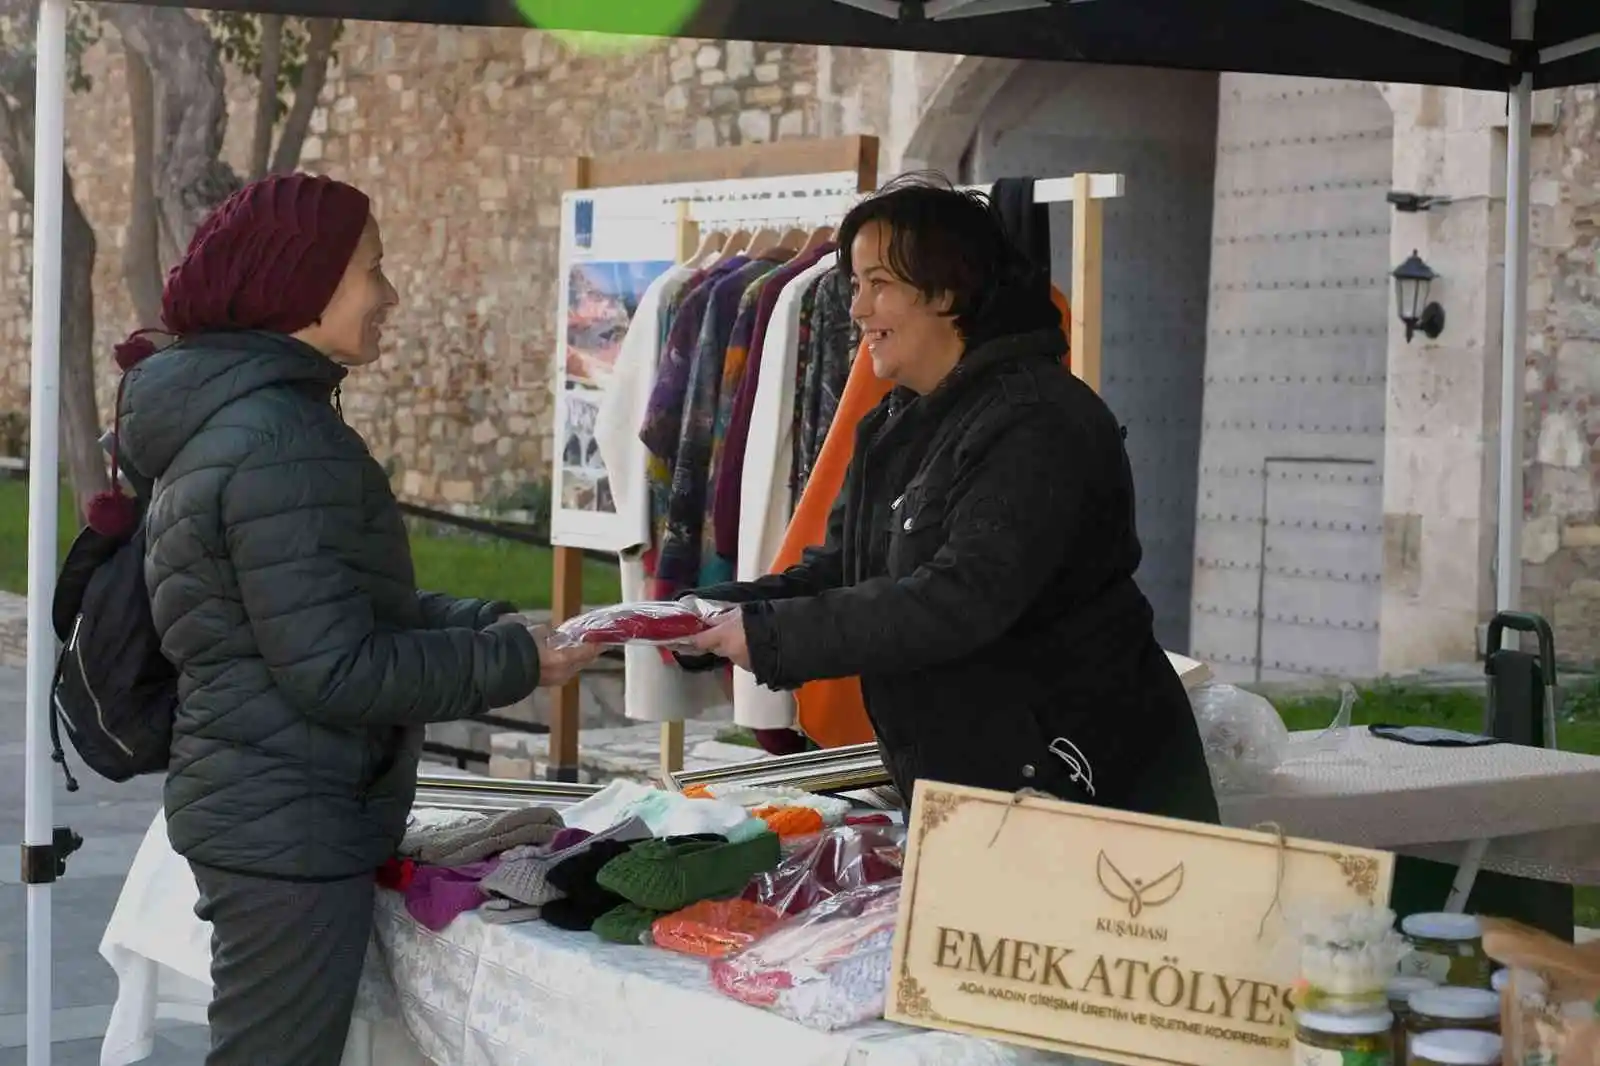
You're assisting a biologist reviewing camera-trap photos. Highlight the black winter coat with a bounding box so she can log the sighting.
[698,327,1219,824]
[119,332,540,879]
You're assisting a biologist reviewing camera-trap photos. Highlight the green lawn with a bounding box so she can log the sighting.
[1273,681,1599,928]
[0,478,620,610]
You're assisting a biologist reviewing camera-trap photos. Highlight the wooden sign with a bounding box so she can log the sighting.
[886,782,1394,1066]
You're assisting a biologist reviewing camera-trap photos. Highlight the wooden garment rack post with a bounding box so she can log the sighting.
[548,136,880,784]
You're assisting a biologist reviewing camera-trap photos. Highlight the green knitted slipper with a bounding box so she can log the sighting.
[596,830,782,912]
[592,902,663,946]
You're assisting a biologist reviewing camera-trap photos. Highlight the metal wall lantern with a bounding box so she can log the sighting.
[1393,250,1446,342]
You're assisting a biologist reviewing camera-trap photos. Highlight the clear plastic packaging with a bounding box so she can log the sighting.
[1482,917,1600,1066]
[650,898,786,959]
[1189,683,1290,792]
[711,881,901,1032]
[548,596,733,648]
[741,825,905,917]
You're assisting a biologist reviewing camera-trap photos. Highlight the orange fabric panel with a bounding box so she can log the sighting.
[779,288,1073,749]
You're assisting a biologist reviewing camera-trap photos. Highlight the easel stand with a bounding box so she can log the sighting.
[548,137,880,783]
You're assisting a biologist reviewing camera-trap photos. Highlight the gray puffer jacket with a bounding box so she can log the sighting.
[119,331,540,880]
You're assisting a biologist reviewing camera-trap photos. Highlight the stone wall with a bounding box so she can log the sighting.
[0,19,886,510]
[1519,84,1600,654]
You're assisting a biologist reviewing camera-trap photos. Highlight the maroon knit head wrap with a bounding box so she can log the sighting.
[92,174,371,537]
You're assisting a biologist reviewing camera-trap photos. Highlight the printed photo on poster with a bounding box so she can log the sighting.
[559,260,671,517]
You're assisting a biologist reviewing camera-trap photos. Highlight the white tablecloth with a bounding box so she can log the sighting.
[99,812,1084,1066]
[1220,730,1600,885]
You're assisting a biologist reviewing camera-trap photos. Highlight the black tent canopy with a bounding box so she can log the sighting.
[102,0,1600,89]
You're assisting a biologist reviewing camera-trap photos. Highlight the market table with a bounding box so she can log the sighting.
[98,810,1090,1066]
[1220,730,1600,887]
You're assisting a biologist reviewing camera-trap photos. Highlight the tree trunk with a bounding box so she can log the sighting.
[101,6,240,250]
[60,172,106,520]
[0,63,106,522]
[122,42,162,327]
[270,17,338,174]
[249,14,283,180]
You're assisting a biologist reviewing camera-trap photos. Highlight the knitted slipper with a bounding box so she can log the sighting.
[480,816,651,908]
[477,899,543,925]
[413,806,565,867]
[597,830,782,912]
[592,903,664,946]
[543,892,626,932]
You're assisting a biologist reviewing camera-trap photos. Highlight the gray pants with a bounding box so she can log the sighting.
[191,863,376,1066]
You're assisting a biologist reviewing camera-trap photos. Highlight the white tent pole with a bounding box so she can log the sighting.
[24,1,68,1063]
[1497,0,1535,613]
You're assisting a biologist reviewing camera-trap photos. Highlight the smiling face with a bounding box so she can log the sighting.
[297,217,399,367]
[848,218,963,394]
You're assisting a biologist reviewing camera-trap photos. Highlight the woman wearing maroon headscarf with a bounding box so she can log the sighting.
[107,174,600,1065]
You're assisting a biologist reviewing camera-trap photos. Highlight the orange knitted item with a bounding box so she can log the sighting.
[681,784,716,800]
[651,898,786,959]
[753,805,826,838]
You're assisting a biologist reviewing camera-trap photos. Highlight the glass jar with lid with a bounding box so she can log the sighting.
[1406,987,1500,1050]
[1294,1008,1394,1066]
[1399,913,1492,988]
[1384,976,1437,1066]
[1409,1030,1502,1066]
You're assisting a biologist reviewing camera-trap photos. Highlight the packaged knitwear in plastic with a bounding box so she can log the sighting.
[711,881,900,1031]
[548,596,734,648]
[650,898,786,959]
[741,825,904,918]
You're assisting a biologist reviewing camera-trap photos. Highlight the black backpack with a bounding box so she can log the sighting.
[48,504,176,790]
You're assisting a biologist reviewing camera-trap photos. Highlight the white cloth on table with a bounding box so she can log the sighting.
[103,809,1091,1066]
[593,261,726,725]
[732,250,838,731]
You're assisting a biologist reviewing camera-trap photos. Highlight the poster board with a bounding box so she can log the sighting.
[549,171,863,551]
[887,781,1395,1066]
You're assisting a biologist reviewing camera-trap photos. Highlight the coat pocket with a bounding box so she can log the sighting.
[884,485,947,577]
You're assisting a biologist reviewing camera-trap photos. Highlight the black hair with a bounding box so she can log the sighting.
[836,172,1057,345]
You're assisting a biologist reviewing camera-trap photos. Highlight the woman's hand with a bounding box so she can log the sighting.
[685,612,750,671]
[525,623,603,688]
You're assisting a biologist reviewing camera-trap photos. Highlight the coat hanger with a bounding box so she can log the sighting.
[685,228,726,267]
[774,227,810,258]
[745,226,782,259]
[796,224,834,260]
[710,228,752,265]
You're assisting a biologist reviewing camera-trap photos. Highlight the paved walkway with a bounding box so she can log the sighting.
[0,666,205,1065]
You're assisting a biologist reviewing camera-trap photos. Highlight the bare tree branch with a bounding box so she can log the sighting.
[100,5,239,250]
[271,16,337,174]
[248,13,282,180]
[122,42,161,325]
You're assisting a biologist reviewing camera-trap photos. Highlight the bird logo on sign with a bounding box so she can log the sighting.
[1096,851,1185,918]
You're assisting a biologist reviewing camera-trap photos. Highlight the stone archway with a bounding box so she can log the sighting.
[889,54,1021,176]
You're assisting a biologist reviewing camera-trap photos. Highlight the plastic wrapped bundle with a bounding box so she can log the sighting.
[548,596,733,648]
[711,881,900,1031]
[741,824,904,917]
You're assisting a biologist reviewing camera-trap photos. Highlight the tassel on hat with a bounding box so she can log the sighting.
[86,329,171,540]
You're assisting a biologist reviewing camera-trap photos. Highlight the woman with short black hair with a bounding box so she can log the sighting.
[685,175,1220,825]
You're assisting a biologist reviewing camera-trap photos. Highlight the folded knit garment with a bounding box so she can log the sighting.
[406,806,565,867]
[479,815,651,908]
[598,830,782,912]
[477,898,544,925]
[592,903,663,945]
[403,859,501,931]
[542,893,626,932]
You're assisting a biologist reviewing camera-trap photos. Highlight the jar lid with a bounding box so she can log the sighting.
[1297,1009,1394,1035]
[1408,987,1500,1019]
[1411,1029,1503,1065]
[1401,912,1482,941]
[1387,975,1438,1002]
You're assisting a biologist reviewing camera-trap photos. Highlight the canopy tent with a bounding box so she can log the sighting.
[17,0,1599,1062]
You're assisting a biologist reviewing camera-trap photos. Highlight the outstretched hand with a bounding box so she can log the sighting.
[525,623,603,688]
[684,611,750,671]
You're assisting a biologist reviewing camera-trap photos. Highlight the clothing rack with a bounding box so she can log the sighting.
[651,171,1126,780]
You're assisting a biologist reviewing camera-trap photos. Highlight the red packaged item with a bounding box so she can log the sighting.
[650,898,786,959]
[741,825,904,918]
[550,597,732,648]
